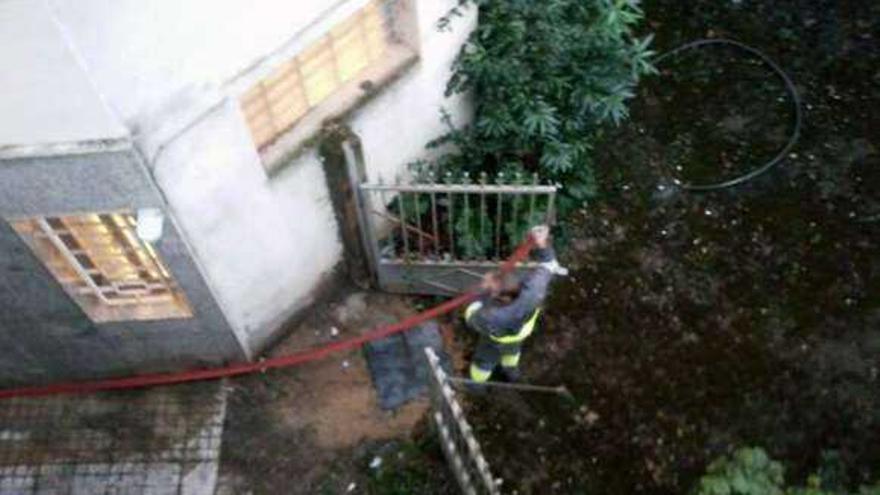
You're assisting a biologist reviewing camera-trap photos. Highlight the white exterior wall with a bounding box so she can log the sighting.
[352,1,475,184]
[46,0,476,354]
[149,103,341,352]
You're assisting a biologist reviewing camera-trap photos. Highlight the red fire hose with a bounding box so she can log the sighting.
[0,237,536,400]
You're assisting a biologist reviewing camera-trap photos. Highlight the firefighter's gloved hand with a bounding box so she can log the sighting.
[541,259,569,277]
[530,225,551,248]
[464,301,483,322]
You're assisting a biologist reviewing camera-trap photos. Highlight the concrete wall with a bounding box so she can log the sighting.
[151,103,342,351]
[35,0,476,354]
[0,150,245,387]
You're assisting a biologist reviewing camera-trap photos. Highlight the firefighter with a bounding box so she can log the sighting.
[464,225,565,386]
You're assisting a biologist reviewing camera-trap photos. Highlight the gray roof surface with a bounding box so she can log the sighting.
[0,0,127,149]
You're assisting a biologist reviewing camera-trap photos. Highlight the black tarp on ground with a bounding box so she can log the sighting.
[364,320,450,410]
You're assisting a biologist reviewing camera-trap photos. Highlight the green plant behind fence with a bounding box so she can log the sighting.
[432,0,655,217]
[382,166,552,261]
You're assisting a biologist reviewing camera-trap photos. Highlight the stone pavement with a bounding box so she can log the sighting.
[0,381,226,495]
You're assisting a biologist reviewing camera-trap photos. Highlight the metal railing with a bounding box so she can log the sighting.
[355,172,557,295]
[424,347,499,495]
[359,172,557,264]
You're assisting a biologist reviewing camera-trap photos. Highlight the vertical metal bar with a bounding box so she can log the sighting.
[446,172,455,259]
[414,192,424,256]
[397,183,410,260]
[547,188,557,225]
[494,173,503,261]
[362,187,383,268]
[377,177,391,259]
[528,173,538,228]
[431,183,440,257]
[511,173,521,246]
[462,173,471,260]
[479,172,487,260]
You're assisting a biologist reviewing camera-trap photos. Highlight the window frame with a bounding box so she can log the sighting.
[237,0,419,173]
[9,212,194,323]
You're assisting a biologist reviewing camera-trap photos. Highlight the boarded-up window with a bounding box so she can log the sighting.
[241,0,394,149]
[11,212,193,323]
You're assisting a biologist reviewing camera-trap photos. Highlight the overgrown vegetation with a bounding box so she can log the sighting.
[382,0,654,257]
[695,448,880,495]
[433,0,655,214]
[383,165,552,260]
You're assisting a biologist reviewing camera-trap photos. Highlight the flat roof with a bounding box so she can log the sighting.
[0,0,128,151]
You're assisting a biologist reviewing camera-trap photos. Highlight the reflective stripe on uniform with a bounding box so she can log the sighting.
[469,363,492,382]
[490,308,542,344]
[500,352,521,368]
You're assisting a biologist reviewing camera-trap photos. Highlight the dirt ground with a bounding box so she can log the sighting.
[465,0,880,494]
[264,292,427,451]
[217,2,879,494]
[215,286,456,495]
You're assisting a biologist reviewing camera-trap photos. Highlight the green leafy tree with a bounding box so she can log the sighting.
[694,447,880,495]
[433,0,655,214]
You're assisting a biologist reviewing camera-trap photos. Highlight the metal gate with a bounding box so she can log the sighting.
[357,172,557,295]
[424,347,499,495]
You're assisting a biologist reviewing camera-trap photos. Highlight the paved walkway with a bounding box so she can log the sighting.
[0,382,226,495]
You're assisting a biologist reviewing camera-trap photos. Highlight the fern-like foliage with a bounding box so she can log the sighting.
[433,0,656,215]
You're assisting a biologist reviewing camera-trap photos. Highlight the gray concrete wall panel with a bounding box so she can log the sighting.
[0,151,245,387]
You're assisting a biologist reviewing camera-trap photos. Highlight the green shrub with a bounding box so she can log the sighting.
[434,0,655,215]
[694,447,880,495]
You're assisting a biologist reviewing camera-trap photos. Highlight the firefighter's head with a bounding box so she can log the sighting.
[481,272,522,304]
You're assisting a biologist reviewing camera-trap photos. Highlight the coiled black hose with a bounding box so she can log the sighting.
[654,39,804,191]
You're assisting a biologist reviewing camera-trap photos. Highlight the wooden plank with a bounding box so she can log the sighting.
[303,69,339,107]
[261,61,298,88]
[264,77,304,102]
[242,98,271,120]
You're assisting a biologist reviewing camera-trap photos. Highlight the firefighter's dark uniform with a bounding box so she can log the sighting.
[464,246,557,383]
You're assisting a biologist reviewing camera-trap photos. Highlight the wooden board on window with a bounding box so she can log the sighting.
[239,0,395,150]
